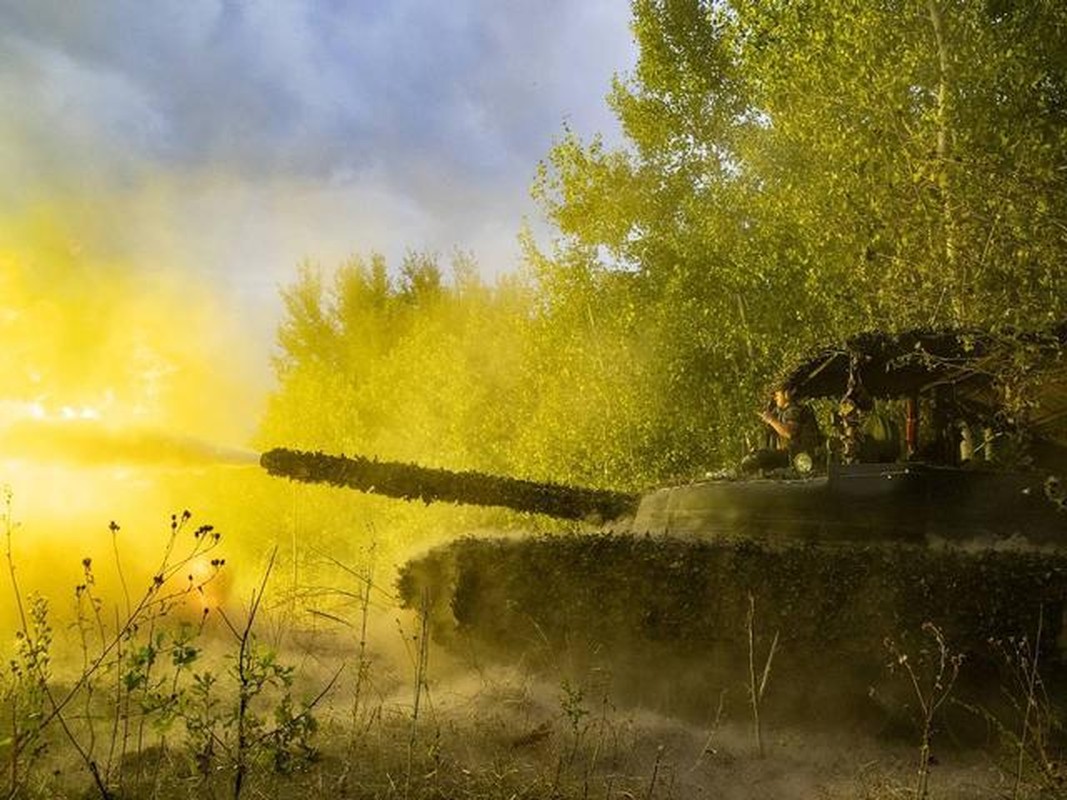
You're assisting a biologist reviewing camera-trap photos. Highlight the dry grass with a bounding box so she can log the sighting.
[3,507,1065,799]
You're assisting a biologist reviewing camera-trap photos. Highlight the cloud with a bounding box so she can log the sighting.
[1,1,632,175]
[0,0,636,345]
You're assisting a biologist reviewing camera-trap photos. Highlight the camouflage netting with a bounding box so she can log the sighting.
[260,448,638,522]
[782,322,1067,450]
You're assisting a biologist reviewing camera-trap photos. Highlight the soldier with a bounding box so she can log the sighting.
[741,386,823,473]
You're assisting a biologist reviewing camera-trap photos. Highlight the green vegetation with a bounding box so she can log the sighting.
[398,533,1067,705]
[8,2,1067,797]
[247,13,1067,794]
[262,1,1067,521]
[6,509,1067,799]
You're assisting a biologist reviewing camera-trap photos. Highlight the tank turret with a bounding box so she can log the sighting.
[260,447,1065,547]
[261,324,1067,548]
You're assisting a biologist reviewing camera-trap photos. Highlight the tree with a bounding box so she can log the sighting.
[531,0,1067,471]
[265,1,1067,503]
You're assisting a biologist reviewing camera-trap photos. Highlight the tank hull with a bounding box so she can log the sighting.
[628,463,1065,547]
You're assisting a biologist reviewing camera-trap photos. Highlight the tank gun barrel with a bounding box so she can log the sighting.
[260,448,638,522]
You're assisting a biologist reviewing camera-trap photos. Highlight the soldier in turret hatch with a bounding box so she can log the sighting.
[741,386,823,474]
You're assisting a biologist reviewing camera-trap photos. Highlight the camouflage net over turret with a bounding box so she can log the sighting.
[260,448,638,522]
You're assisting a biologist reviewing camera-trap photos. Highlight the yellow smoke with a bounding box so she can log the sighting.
[1,420,259,468]
[0,197,273,630]
[0,202,261,435]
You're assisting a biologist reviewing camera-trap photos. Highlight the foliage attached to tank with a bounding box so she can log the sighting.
[260,447,637,522]
[398,534,1067,717]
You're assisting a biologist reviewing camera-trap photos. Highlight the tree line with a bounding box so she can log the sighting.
[261,1,1067,503]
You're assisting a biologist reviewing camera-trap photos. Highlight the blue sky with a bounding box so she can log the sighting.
[0,0,636,337]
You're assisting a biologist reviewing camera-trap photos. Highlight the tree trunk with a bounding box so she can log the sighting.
[926,0,963,323]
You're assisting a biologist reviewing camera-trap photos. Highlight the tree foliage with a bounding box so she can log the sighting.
[262,2,1067,549]
[529,0,1067,473]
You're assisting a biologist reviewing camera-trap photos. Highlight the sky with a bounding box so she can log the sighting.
[0,1,636,347]
[0,0,638,563]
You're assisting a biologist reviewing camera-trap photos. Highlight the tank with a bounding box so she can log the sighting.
[260,324,1067,726]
